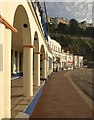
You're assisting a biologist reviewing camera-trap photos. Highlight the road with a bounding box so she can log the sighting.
[66,68,94,100]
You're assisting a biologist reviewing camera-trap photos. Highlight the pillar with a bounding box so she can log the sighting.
[0,24,5,119]
[46,58,48,76]
[17,52,20,73]
[51,59,53,73]
[42,58,46,79]
[4,28,11,118]
[60,62,62,70]
[23,47,33,96]
[47,59,49,76]
[12,50,16,74]
[50,58,53,73]
[34,53,40,86]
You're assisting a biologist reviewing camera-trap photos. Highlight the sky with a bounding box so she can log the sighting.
[41,0,93,23]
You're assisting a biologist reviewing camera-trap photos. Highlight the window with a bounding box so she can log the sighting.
[50,41,51,47]
[56,46,57,51]
[54,46,55,50]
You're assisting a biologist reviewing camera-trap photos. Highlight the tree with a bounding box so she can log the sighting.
[69,19,79,35]
[77,27,85,36]
[70,19,78,26]
[85,27,94,38]
[57,23,67,34]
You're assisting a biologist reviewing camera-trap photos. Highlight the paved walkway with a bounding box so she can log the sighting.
[11,78,43,117]
[30,71,92,118]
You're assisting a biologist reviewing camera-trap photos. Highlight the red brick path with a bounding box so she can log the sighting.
[30,71,92,118]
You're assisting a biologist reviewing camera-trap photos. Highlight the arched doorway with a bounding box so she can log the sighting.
[33,32,40,94]
[11,5,33,117]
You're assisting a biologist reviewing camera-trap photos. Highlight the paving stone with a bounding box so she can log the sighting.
[15,112,29,118]
[12,98,23,105]
[14,104,27,112]
[19,100,30,105]
[24,96,32,101]
[11,78,42,118]
[11,110,18,118]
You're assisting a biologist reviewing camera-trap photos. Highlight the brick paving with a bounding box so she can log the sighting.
[11,78,44,118]
[11,78,32,118]
[30,71,92,118]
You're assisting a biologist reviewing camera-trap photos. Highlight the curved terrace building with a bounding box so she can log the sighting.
[0,1,83,119]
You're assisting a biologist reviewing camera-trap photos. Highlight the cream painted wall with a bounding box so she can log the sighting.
[1,0,52,58]
[0,24,5,120]
[0,0,84,118]
[0,1,52,118]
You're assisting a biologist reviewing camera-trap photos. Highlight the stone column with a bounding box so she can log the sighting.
[0,24,5,119]
[60,62,62,70]
[46,58,48,76]
[51,58,53,73]
[47,59,49,76]
[34,52,40,86]
[23,46,33,96]
[4,28,11,118]
[42,58,46,79]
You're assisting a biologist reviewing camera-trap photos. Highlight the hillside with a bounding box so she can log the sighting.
[51,34,94,60]
[47,19,94,62]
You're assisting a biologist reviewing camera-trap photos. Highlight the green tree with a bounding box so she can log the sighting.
[57,23,67,34]
[69,19,79,35]
[85,27,94,38]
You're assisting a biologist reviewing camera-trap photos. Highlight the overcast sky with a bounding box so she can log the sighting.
[41,1,93,23]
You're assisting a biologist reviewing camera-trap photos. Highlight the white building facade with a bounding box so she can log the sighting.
[73,55,83,68]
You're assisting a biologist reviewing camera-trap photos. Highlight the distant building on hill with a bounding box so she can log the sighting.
[45,15,70,25]
[78,21,93,30]
[53,17,70,25]
[45,15,93,30]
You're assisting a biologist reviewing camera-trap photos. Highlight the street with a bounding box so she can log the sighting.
[66,68,94,100]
